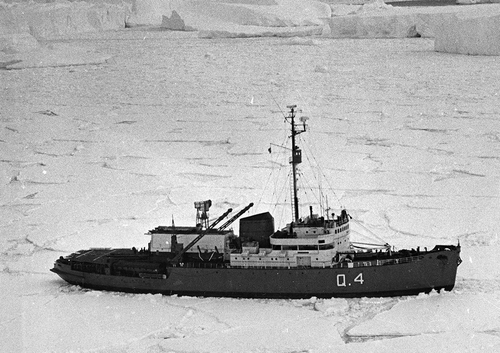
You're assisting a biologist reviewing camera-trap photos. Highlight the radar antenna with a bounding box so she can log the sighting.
[194,200,212,229]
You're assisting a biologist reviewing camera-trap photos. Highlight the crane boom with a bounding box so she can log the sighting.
[218,203,254,231]
[169,208,232,264]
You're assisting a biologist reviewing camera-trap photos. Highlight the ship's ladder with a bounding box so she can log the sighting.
[289,170,296,221]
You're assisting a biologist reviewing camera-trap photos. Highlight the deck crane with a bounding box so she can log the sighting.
[169,203,253,264]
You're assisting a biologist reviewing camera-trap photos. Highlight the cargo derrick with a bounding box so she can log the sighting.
[104,204,254,278]
[145,201,254,267]
[169,207,232,264]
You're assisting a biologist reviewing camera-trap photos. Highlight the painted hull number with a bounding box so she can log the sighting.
[337,273,364,287]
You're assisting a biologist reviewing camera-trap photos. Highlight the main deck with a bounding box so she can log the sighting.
[51,245,460,298]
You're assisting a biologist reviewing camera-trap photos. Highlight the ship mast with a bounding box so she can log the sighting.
[286,105,307,223]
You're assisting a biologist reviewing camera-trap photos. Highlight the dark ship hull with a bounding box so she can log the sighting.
[51,245,460,298]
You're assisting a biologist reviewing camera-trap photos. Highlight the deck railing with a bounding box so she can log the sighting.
[172,255,425,270]
[60,254,426,272]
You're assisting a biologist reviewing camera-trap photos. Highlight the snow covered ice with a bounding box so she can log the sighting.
[1,0,500,352]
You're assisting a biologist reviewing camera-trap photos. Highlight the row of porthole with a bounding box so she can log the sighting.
[234,257,292,261]
[233,257,323,262]
[335,225,349,234]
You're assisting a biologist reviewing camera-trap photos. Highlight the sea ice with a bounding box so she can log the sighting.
[348,292,500,337]
[1,3,500,352]
[2,43,114,69]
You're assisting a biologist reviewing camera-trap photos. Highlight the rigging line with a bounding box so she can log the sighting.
[295,167,322,207]
[256,164,277,213]
[269,132,291,204]
[272,153,288,201]
[302,135,341,206]
[271,146,288,193]
[350,233,388,248]
[270,93,287,119]
[257,120,290,213]
[295,92,309,116]
[350,218,388,244]
[351,244,387,250]
[258,138,286,210]
[273,171,292,227]
[300,136,341,206]
[271,169,292,216]
[351,241,388,247]
[290,130,330,212]
[300,148,323,197]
